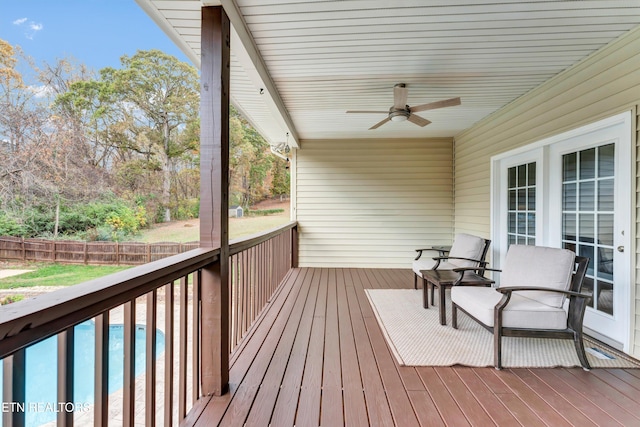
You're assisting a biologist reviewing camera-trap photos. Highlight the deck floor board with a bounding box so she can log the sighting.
[191,268,640,426]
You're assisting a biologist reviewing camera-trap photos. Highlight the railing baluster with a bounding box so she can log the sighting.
[123,300,136,425]
[94,312,109,426]
[243,250,249,339]
[146,290,157,426]
[2,349,26,427]
[179,276,188,420]
[164,281,174,427]
[57,327,74,427]
[192,269,201,403]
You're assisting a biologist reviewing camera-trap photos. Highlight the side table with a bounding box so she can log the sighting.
[420,269,494,325]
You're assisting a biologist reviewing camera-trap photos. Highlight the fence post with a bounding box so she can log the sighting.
[84,242,88,265]
[116,242,120,266]
[147,244,152,263]
[21,237,26,261]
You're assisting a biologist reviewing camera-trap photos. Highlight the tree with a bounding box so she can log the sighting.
[102,50,200,222]
[0,38,21,85]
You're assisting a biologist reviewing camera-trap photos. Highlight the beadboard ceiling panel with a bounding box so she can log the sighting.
[138,0,640,142]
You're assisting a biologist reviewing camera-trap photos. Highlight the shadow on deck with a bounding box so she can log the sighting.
[186,268,640,426]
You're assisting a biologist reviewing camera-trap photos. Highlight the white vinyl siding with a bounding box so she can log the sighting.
[454,27,640,358]
[295,138,453,268]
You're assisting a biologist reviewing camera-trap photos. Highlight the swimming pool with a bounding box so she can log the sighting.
[0,321,165,426]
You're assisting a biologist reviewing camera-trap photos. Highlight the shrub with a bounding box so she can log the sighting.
[0,294,24,305]
[0,213,25,236]
[105,205,148,239]
[246,208,285,217]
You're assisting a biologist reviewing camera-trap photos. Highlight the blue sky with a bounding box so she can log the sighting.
[0,0,190,72]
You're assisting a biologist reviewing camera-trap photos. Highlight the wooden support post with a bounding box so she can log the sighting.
[199,5,230,396]
[291,226,298,268]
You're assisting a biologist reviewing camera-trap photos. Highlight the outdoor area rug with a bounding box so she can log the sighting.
[365,289,640,368]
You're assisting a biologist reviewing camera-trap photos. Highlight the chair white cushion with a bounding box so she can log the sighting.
[413,259,457,278]
[451,286,567,330]
[499,245,575,308]
[448,233,487,268]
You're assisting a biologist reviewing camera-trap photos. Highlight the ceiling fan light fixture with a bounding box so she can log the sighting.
[389,108,409,122]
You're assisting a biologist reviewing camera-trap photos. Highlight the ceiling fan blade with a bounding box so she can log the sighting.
[410,97,461,113]
[393,84,408,109]
[346,110,388,114]
[407,114,431,127]
[369,117,391,130]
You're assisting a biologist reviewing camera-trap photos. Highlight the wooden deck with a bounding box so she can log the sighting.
[188,268,640,426]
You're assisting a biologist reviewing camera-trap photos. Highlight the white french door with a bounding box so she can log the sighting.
[493,111,632,351]
[549,119,631,349]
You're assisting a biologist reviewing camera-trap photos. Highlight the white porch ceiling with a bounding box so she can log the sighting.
[138,0,640,144]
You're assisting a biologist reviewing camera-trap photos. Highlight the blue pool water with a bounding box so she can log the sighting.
[0,321,165,426]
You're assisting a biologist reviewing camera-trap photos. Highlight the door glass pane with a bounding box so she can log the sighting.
[517,213,526,234]
[579,181,595,211]
[508,212,516,233]
[507,162,536,248]
[582,277,595,308]
[598,214,614,246]
[563,152,577,181]
[598,179,614,211]
[528,162,536,185]
[598,282,613,315]
[578,245,595,276]
[563,183,576,210]
[578,214,594,243]
[517,164,526,187]
[527,188,536,210]
[598,144,615,177]
[562,145,615,316]
[598,248,614,280]
[508,167,516,187]
[580,148,596,179]
[563,214,576,241]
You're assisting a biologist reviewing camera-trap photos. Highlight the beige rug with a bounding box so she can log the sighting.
[366,289,640,368]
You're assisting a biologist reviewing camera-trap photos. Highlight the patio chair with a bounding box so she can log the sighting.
[450,245,591,370]
[412,234,490,302]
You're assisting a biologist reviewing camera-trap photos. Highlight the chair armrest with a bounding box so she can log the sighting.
[434,256,488,264]
[452,267,500,274]
[496,286,592,299]
[414,246,449,260]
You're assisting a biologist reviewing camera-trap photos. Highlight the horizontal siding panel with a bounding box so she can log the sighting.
[296,138,453,268]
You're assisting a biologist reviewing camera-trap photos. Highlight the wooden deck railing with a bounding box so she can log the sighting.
[0,222,297,426]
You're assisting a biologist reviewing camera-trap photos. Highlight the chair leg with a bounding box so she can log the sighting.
[414,273,418,289]
[573,330,591,371]
[452,304,458,329]
[493,328,503,370]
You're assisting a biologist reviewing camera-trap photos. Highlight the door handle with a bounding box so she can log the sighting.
[617,246,624,253]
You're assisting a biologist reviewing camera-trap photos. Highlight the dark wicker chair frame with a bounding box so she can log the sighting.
[451,256,592,370]
[414,238,491,305]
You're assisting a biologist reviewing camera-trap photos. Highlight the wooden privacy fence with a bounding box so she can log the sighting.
[0,236,200,265]
[0,221,298,426]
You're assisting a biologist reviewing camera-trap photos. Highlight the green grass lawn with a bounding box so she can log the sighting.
[137,214,290,243]
[0,264,131,289]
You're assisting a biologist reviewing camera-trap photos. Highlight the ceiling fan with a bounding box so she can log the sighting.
[346,83,461,130]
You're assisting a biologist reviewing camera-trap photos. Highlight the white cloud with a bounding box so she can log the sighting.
[28,84,55,99]
[24,21,44,40]
[13,17,27,25]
